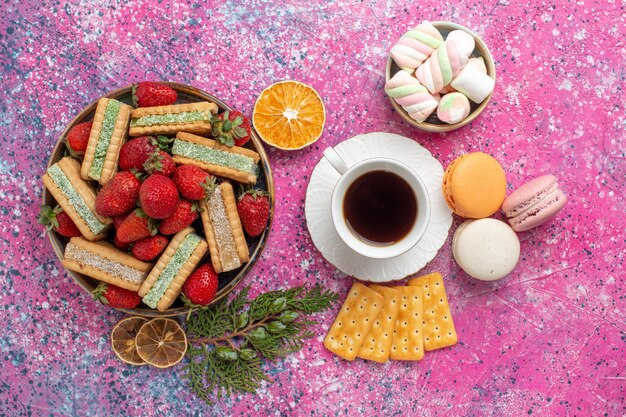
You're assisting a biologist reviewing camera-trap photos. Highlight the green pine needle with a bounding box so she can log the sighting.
[182,285,338,405]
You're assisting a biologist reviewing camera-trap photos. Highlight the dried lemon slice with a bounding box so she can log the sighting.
[135,318,188,368]
[252,80,325,150]
[111,316,150,366]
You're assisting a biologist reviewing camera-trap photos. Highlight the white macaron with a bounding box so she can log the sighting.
[452,218,520,281]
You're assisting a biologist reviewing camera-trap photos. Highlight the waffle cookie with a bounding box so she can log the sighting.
[81,98,132,185]
[43,157,112,241]
[138,227,208,311]
[171,132,260,184]
[199,182,250,273]
[129,102,218,137]
[62,237,152,292]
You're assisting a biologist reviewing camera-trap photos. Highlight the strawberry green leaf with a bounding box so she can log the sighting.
[191,201,204,213]
[91,282,109,304]
[232,126,248,139]
[37,205,59,230]
[181,293,210,320]
[64,139,84,159]
[130,169,147,181]
[131,84,139,107]
[143,150,164,174]
[153,135,174,152]
[219,135,235,147]
[135,208,148,218]
[241,188,270,200]
[181,293,210,309]
[148,218,159,236]
[201,176,218,199]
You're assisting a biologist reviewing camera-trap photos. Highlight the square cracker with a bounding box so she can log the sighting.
[357,285,401,363]
[324,282,384,361]
[408,273,458,351]
[389,286,424,361]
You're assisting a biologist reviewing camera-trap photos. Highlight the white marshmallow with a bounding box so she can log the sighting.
[446,30,475,57]
[450,64,495,103]
[468,57,487,74]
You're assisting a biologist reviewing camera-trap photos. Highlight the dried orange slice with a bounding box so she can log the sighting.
[111,316,150,366]
[252,80,325,150]
[135,318,188,368]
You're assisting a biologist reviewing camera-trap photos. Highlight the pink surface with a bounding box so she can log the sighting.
[1,1,625,416]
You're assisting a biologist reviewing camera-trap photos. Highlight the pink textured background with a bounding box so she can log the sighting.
[1,1,625,416]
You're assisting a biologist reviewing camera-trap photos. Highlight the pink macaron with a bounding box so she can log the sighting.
[502,175,567,232]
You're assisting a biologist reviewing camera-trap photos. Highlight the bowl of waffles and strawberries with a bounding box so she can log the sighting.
[40,82,274,317]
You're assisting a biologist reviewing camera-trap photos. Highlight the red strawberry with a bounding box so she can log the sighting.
[132,235,169,261]
[237,189,270,237]
[119,136,158,172]
[38,205,82,237]
[112,214,127,230]
[67,122,93,153]
[92,282,141,309]
[139,174,179,219]
[143,150,175,177]
[113,235,131,251]
[211,110,251,147]
[181,263,218,306]
[132,82,177,107]
[116,209,157,243]
[95,171,141,217]
[172,165,215,200]
[158,200,199,235]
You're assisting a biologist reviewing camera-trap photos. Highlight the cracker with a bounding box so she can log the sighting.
[408,273,458,351]
[357,285,400,363]
[199,182,249,273]
[129,102,218,137]
[389,286,424,361]
[323,282,384,361]
[82,98,132,185]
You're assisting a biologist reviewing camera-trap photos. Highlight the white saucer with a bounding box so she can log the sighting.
[305,132,453,282]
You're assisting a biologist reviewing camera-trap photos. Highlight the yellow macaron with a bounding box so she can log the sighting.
[442,152,506,218]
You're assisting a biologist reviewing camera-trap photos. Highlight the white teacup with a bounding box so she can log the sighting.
[324,147,431,259]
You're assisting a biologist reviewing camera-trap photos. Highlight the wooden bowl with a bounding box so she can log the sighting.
[385,21,496,132]
[43,83,275,317]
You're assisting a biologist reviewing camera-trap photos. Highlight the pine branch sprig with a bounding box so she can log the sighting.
[286,285,339,314]
[182,284,338,405]
[182,345,213,404]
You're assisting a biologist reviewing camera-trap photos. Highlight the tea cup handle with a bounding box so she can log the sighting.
[323,147,349,175]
